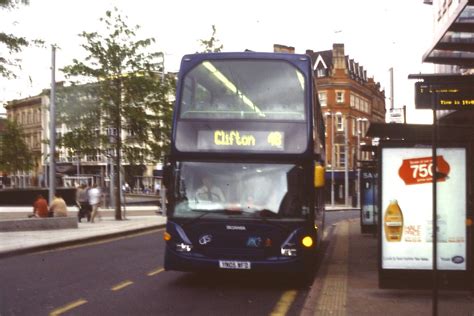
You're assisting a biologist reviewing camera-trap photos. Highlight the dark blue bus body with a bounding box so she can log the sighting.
[163,52,326,279]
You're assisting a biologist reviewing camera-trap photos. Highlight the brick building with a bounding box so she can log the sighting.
[275,43,386,205]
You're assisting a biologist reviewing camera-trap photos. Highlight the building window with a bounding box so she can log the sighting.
[350,94,355,108]
[336,144,345,168]
[316,68,326,77]
[336,115,344,131]
[318,91,327,107]
[336,91,344,104]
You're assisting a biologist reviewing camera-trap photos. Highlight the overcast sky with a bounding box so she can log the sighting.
[1,0,436,123]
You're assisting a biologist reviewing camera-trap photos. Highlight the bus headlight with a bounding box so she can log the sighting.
[281,247,297,257]
[281,229,299,256]
[176,243,193,252]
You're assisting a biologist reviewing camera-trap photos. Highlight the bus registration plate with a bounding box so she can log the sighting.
[219,260,251,270]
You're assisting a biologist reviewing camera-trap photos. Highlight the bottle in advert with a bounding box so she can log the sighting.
[384,200,403,242]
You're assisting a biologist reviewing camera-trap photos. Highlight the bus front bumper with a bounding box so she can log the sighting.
[164,249,313,273]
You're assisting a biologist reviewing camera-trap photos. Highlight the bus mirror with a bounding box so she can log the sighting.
[314,165,325,188]
[163,164,172,189]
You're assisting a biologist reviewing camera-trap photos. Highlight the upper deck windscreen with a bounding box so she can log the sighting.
[179,60,306,121]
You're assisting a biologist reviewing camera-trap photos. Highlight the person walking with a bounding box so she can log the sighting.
[76,184,91,222]
[30,194,49,218]
[49,193,68,217]
[88,183,102,223]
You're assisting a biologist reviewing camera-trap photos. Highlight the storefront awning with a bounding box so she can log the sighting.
[423,0,474,66]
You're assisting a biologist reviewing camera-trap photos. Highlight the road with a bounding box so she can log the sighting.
[0,210,358,316]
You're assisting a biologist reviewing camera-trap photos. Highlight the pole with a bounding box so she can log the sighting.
[160,52,165,83]
[49,45,56,203]
[76,152,80,176]
[357,119,361,209]
[389,67,394,110]
[110,157,115,209]
[344,115,349,206]
[331,113,335,207]
[431,86,438,316]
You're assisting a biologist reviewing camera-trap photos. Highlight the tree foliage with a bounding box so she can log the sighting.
[198,25,223,53]
[60,8,174,164]
[0,120,33,173]
[0,0,32,78]
[59,7,174,218]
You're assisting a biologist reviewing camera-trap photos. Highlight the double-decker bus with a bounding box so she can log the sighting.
[163,52,326,281]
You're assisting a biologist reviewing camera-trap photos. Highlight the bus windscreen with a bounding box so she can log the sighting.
[179,60,306,121]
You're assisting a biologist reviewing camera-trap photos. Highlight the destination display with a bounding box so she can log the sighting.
[197,130,285,151]
[381,147,466,270]
[415,81,474,109]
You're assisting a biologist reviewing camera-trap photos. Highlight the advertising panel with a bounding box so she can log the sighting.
[361,169,378,226]
[381,147,466,270]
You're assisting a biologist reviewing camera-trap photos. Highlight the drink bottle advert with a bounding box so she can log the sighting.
[381,147,466,270]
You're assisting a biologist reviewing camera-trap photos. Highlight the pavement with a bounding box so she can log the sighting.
[303,218,474,316]
[1,205,473,315]
[0,206,166,258]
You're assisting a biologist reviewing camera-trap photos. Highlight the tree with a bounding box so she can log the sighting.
[60,8,174,220]
[0,120,33,173]
[0,0,33,78]
[198,25,223,53]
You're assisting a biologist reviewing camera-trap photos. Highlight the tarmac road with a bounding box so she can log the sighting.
[0,211,358,316]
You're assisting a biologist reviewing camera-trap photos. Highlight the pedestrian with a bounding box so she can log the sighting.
[76,184,91,222]
[88,183,102,223]
[49,193,68,217]
[29,194,49,218]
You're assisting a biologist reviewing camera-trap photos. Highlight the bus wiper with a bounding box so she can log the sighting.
[257,209,281,218]
[183,209,240,227]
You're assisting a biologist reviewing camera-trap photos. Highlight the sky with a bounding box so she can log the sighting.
[1,0,436,123]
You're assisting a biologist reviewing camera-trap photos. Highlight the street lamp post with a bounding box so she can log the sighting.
[344,115,349,206]
[324,111,335,207]
[357,118,369,210]
[49,45,57,203]
[334,112,342,206]
[107,128,117,210]
[357,118,361,210]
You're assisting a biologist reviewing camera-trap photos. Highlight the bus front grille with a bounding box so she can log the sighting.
[200,248,266,260]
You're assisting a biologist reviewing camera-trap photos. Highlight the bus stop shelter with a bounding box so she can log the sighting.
[367,122,474,289]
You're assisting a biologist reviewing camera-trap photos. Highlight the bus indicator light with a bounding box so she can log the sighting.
[264,238,272,247]
[302,236,313,247]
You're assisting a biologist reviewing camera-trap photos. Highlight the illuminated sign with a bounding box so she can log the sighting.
[197,130,284,151]
[381,147,466,271]
[415,81,474,109]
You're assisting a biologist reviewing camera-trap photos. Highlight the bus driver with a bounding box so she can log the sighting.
[195,176,225,202]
